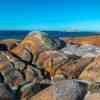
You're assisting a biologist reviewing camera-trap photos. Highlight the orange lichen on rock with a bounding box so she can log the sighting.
[64,36,100,46]
[11,32,45,57]
[0,39,18,50]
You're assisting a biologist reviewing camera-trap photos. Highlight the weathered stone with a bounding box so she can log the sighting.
[31,85,56,100]
[31,80,88,100]
[0,61,24,89]
[0,39,18,51]
[0,83,13,100]
[24,65,35,82]
[36,49,94,80]
[84,93,100,100]
[1,32,100,100]
[79,56,100,81]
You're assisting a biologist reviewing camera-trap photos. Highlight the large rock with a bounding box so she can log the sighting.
[31,80,88,100]
[53,56,94,80]
[11,32,66,63]
[10,32,45,63]
[79,56,100,81]
[36,49,94,80]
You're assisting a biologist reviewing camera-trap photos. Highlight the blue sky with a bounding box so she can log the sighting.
[0,0,100,31]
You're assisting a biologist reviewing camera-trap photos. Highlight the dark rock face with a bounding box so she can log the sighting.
[0,44,8,51]
[46,38,66,50]
[0,83,13,100]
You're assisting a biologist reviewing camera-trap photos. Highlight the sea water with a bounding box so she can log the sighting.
[0,30,99,40]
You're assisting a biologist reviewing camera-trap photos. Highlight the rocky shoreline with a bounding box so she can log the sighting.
[0,31,100,100]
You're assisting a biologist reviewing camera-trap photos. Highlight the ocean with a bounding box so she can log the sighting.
[43,31,100,38]
[0,30,30,40]
[0,30,100,40]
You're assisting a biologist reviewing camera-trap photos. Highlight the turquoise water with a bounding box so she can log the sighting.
[0,30,100,40]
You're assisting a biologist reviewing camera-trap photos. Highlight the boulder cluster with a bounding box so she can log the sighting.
[0,32,100,100]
